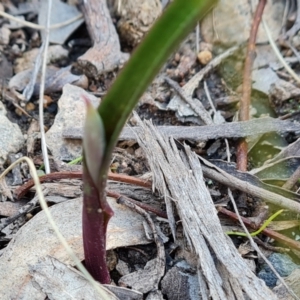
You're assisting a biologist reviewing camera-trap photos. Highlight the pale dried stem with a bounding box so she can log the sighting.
[0,10,82,30]
[39,0,52,174]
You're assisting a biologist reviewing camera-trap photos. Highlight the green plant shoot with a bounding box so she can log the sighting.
[82,0,217,284]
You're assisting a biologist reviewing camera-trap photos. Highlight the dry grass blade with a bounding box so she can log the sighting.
[0,10,83,30]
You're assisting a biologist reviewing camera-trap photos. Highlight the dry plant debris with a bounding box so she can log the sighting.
[2,0,300,299]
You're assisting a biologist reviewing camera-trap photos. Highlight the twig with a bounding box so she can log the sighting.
[39,0,52,174]
[219,206,300,252]
[253,237,290,253]
[280,0,290,34]
[282,165,300,190]
[15,171,152,199]
[237,0,267,171]
[107,190,167,219]
[227,190,299,300]
[199,156,300,214]
[286,40,300,64]
[63,118,300,141]
[281,0,300,41]
[0,10,83,30]
[203,80,231,162]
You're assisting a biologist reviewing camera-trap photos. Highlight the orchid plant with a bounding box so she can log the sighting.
[81,0,216,283]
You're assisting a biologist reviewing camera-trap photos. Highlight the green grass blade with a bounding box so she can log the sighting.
[98,0,216,174]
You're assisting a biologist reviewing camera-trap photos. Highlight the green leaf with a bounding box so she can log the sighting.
[82,95,106,186]
[98,0,216,176]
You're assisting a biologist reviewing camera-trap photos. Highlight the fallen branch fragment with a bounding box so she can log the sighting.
[63,117,300,141]
[133,114,275,299]
[200,157,300,214]
[107,190,167,219]
[76,0,128,78]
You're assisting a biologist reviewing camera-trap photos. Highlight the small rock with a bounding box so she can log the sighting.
[197,50,212,65]
[258,253,299,287]
[116,259,130,276]
[0,106,25,166]
[146,290,164,300]
[161,261,200,300]
[252,67,279,95]
[46,84,100,161]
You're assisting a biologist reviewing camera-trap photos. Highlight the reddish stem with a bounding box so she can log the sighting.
[15,171,152,200]
[82,170,113,283]
[219,207,300,252]
[236,0,267,171]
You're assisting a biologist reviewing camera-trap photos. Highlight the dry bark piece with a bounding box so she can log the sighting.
[115,0,162,47]
[76,0,129,78]
[133,114,275,299]
[119,258,163,294]
[63,117,300,142]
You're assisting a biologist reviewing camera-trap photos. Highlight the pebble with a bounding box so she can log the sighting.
[201,0,285,46]
[258,253,299,287]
